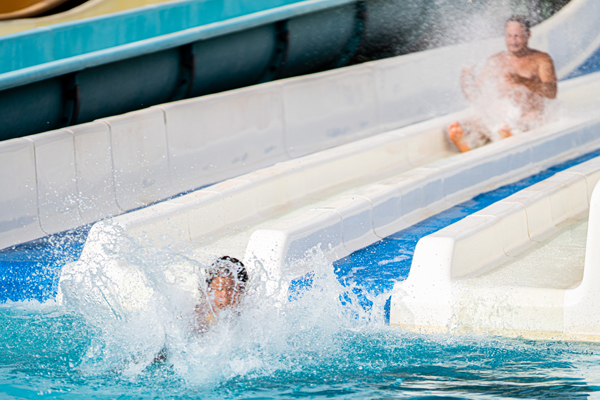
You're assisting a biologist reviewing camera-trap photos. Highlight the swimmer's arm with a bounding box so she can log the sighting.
[461,56,502,100]
[509,54,557,99]
[194,303,212,334]
[193,291,215,334]
[460,66,477,101]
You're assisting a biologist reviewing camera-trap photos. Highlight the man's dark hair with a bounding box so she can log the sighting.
[506,15,530,32]
[205,256,248,291]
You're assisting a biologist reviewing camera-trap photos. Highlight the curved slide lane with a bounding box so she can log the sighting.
[388,154,600,342]
[1,0,600,317]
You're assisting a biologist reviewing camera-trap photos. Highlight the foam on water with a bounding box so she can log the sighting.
[3,254,600,397]
[2,219,600,398]
[3,294,600,398]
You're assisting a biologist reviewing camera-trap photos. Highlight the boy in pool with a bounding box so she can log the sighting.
[152,256,249,364]
[448,15,557,152]
[194,256,249,333]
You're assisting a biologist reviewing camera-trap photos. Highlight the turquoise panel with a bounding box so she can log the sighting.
[0,78,64,140]
[0,0,307,75]
[281,3,355,78]
[189,24,277,97]
[0,0,361,139]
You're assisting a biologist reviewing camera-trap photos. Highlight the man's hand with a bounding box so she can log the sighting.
[505,72,557,99]
[461,65,476,80]
[460,65,477,101]
[504,52,557,99]
[506,72,523,85]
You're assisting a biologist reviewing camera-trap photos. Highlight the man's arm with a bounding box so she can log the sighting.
[460,66,477,101]
[461,55,505,101]
[509,53,557,99]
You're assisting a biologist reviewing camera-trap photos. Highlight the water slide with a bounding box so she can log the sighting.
[1,0,600,339]
[56,69,600,314]
[390,153,600,341]
[0,0,179,34]
[53,1,600,313]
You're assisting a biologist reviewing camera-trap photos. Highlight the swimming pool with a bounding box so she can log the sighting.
[2,280,600,398]
[2,150,600,399]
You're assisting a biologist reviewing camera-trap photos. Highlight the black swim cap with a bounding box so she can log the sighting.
[205,256,248,291]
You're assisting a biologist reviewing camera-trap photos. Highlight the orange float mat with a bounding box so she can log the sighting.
[0,0,80,21]
[0,0,179,35]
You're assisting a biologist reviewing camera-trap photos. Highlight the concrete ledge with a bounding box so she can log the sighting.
[29,129,83,234]
[390,155,600,340]
[3,52,599,251]
[60,111,459,309]
[59,81,600,313]
[243,114,600,292]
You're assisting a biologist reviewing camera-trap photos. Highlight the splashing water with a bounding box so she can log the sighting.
[417,0,570,51]
[51,233,392,389]
[3,228,600,398]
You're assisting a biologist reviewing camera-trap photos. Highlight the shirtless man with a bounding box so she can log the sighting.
[194,256,248,333]
[448,15,557,152]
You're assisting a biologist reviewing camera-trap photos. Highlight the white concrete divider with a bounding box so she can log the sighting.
[68,110,458,252]
[244,208,345,298]
[561,156,600,202]
[58,111,462,309]
[501,173,588,242]
[0,138,44,248]
[279,124,425,198]
[369,165,447,237]
[389,155,600,337]
[339,112,473,238]
[160,84,289,195]
[101,108,173,212]
[565,181,600,337]
[556,70,600,111]
[28,129,83,235]
[283,66,379,159]
[69,121,121,224]
[532,0,600,78]
[4,0,600,251]
[0,121,123,249]
[243,113,600,296]
[323,196,378,255]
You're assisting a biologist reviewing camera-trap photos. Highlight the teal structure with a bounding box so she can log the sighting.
[0,0,433,140]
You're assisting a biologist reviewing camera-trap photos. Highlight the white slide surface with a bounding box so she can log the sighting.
[0,0,597,327]
[58,71,600,315]
[389,155,600,342]
[2,0,599,251]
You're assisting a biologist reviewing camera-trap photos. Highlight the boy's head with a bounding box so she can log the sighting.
[205,256,248,310]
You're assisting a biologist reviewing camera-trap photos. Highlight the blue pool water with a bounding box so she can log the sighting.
[3,298,600,398]
[2,150,600,398]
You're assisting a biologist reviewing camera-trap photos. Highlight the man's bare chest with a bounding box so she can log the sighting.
[505,57,540,80]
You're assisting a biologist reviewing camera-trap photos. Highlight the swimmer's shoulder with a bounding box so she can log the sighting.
[528,49,554,64]
[491,51,508,59]
[484,52,508,67]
